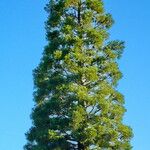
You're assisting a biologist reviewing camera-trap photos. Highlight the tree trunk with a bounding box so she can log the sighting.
[78,1,81,25]
[78,142,85,150]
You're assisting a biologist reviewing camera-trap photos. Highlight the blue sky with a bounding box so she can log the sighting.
[0,0,149,149]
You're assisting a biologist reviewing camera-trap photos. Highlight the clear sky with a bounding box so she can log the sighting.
[0,0,149,150]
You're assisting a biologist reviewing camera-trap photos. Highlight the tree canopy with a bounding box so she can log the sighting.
[24,0,133,149]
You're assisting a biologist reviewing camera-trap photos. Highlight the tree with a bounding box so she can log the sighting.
[24,0,133,149]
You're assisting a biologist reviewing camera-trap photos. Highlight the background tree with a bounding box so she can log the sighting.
[24,0,133,149]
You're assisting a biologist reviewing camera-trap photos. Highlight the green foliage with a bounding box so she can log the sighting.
[25,0,133,149]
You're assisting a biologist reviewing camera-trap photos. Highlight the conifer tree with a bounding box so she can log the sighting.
[24,0,133,149]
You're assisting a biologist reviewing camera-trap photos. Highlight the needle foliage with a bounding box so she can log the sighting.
[24,0,133,149]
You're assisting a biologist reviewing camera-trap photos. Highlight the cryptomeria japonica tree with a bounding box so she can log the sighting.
[24,0,133,149]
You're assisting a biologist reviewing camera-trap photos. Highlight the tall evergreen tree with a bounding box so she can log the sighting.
[24,0,133,149]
